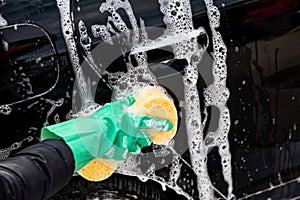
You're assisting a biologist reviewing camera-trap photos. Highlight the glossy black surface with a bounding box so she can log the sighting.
[0,0,300,199]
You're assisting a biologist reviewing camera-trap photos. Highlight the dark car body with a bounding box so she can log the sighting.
[0,0,300,199]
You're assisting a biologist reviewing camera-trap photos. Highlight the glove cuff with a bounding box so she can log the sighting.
[41,120,94,172]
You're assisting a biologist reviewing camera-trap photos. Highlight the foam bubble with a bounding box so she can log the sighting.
[91,25,113,45]
[0,105,12,115]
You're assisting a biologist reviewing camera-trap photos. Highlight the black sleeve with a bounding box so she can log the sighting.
[0,139,75,200]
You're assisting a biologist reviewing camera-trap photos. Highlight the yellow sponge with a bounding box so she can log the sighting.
[77,86,178,182]
[132,86,178,145]
[77,158,118,182]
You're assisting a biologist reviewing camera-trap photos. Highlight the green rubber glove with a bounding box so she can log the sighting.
[40,95,173,172]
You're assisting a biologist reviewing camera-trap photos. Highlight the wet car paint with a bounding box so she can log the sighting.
[0,0,300,199]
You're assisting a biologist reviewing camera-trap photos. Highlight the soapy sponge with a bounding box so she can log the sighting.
[132,86,178,145]
[77,86,178,181]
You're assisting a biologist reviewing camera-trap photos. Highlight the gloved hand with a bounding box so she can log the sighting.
[40,95,173,172]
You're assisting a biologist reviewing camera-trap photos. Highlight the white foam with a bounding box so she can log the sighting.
[0,14,7,27]
[91,24,113,45]
[203,0,233,197]
[56,0,95,111]
[0,105,12,115]
[0,136,35,160]
[43,98,64,126]
[56,0,234,199]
